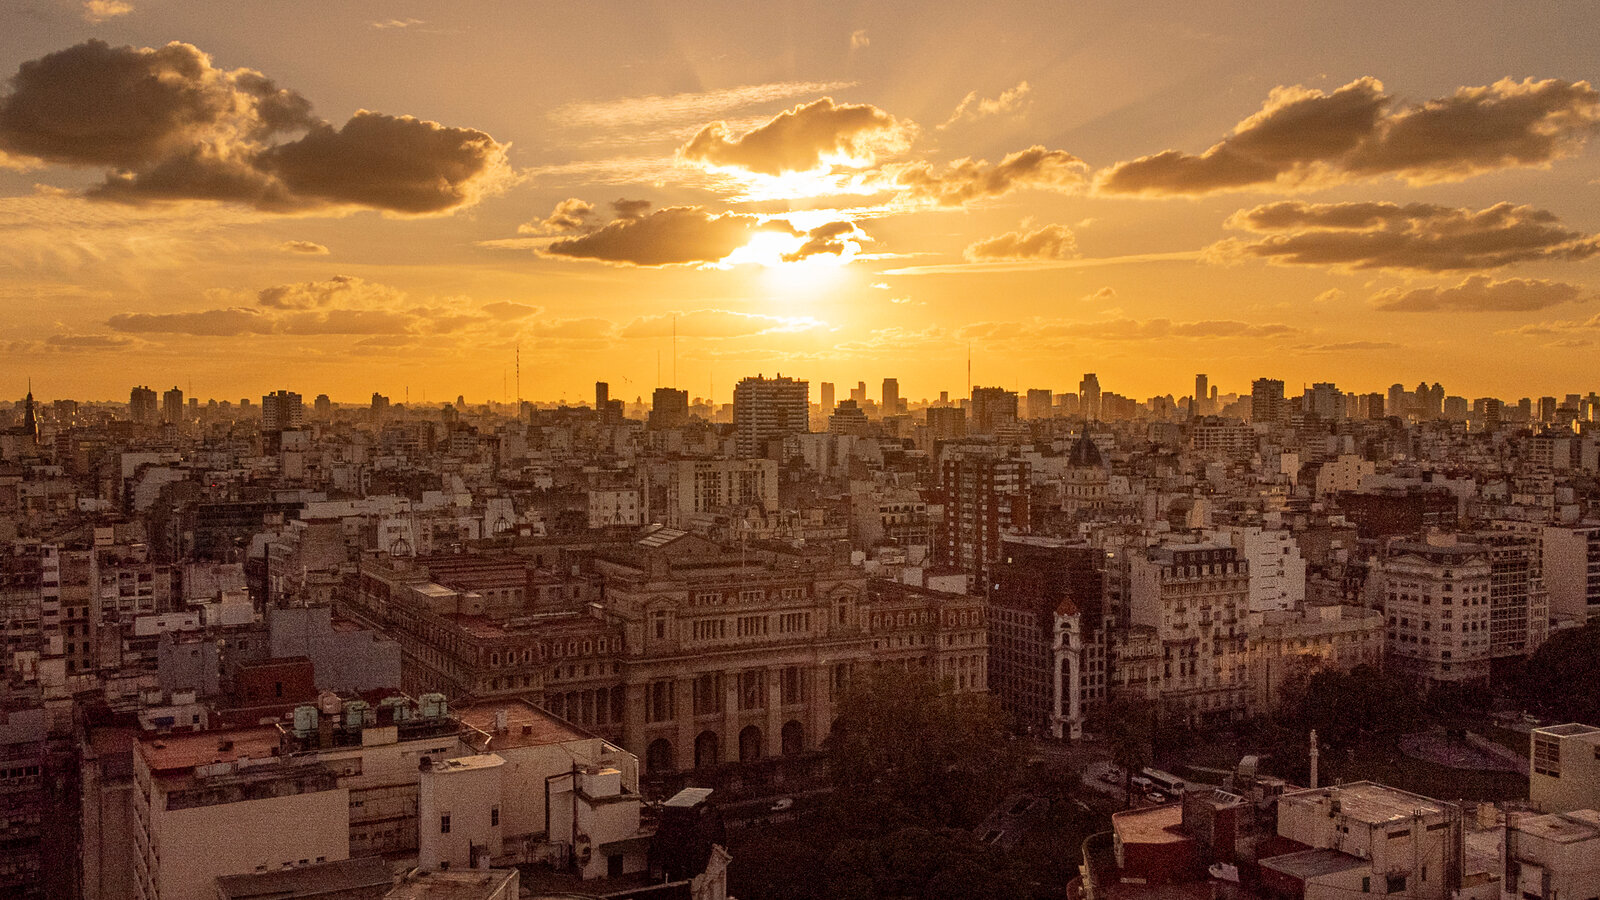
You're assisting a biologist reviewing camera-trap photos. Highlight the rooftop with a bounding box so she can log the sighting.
[1516,810,1600,844]
[1112,803,1188,845]
[455,699,590,751]
[216,857,392,900]
[1282,781,1449,825]
[1535,723,1600,741]
[1261,848,1369,881]
[384,868,520,900]
[139,725,281,775]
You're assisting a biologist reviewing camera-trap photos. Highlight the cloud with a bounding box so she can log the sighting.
[551,81,854,134]
[1080,286,1117,303]
[681,97,915,175]
[542,206,794,267]
[46,332,137,349]
[1074,318,1299,340]
[1098,77,1600,196]
[1313,288,1346,304]
[481,301,541,319]
[850,30,871,50]
[1212,201,1600,271]
[520,198,596,235]
[82,0,133,22]
[108,307,276,336]
[371,18,424,29]
[611,198,651,220]
[940,81,1032,129]
[279,240,329,255]
[255,275,401,310]
[891,145,1088,207]
[0,40,508,215]
[1370,274,1586,312]
[964,223,1077,261]
[783,220,866,262]
[1298,340,1400,351]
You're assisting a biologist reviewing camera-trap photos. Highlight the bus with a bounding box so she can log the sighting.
[1140,768,1186,795]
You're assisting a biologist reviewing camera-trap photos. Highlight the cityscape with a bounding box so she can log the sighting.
[4,2,1600,900]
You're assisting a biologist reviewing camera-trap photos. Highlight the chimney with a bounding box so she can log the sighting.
[1309,729,1319,789]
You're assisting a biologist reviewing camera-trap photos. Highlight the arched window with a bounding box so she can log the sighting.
[695,731,721,768]
[739,725,763,762]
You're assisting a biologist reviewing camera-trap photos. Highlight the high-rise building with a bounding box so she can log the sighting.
[969,386,1018,434]
[881,378,899,418]
[648,387,689,429]
[938,446,1029,577]
[1250,378,1285,425]
[849,381,866,404]
[313,394,331,418]
[161,386,184,424]
[819,382,835,415]
[1307,382,1343,421]
[261,390,304,431]
[926,407,966,442]
[596,381,609,408]
[1025,388,1053,420]
[828,399,870,435]
[1377,538,1493,690]
[732,374,809,457]
[1194,374,1209,416]
[1078,374,1101,421]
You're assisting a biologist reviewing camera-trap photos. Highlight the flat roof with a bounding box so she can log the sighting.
[1283,782,1447,825]
[455,699,590,751]
[216,857,392,900]
[429,753,504,773]
[139,725,281,775]
[1535,723,1600,740]
[1517,811,1600,844]
[384,868,519,900]
[1262,848,1369,881]
[1112,804,1187,845]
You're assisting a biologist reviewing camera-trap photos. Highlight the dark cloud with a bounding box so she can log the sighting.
[107,307,275,336]
[255,275,398,310]
[611,198,651,220]
[783,220,863,262]
[1098,77,1600,196]
[964,223,1077,261]
[892,146,1088,207]
[1370,275,1585,312]
[1213,201,1600,271]
[520,198,595,235]
[45,332,136,349]
[543,206,794,267]
[681,97,914,175]
[0,41,507,215]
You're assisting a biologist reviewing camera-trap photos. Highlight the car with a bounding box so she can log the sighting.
[1130,775,1154,790]
[1145,791,1168,804]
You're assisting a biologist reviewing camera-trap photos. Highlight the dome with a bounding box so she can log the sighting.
[1066,433,1107,469]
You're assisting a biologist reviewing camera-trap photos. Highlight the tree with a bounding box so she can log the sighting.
[1516,626,1600,724]
[825,666,1012,833]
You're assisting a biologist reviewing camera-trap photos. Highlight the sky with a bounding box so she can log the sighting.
[2,0,1598,405]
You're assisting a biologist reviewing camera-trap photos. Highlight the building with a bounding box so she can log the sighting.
[1270,782,1463,900]
[732,375,808,457]
[162,386,184,424]
[1024,388,1053,420]
[926,407,966,442]
[1244,604,1386,715]
[129,386,158,425]
[881,378,900,418]
[1252,378,1286,425]
[649,388,689,429]
[1209,526,1306,613]
[1194,374,1209,416]
[640,458,778,528]
[1118,543,1251,728]
[1531,724,1600,814]
[262,390,304,432]
[938,446,1030,579]
[828,400,870,436]
[988,537,1103,739]
[969,387,1018,434]
[1377,538,1494,690]
[1543,525,1600,624]
[1501,809,1600,900]
[1079,374,1101,421]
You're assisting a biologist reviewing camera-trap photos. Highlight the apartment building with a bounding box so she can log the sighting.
[1377,539,1494,690]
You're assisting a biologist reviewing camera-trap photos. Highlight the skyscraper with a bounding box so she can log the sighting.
[819,382,835,416]
[1251,378,1285,424]
[881,378,900,418]
[1025,388,1053,420]
[1194,374,1209,416]
[261,390,304,431]
[1078,374,1101,421]
[129,385,158,425]
[733,374,809,456]
[161,386,184,424]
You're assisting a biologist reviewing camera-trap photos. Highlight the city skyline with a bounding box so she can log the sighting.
[3,3,1600,400]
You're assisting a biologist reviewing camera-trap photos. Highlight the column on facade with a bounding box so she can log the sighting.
[722,668,740,764]
[675,674,696,769]
[764,665,783,758]
[622,680,647,763]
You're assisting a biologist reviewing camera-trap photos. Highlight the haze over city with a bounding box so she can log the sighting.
[3,1,1599,402]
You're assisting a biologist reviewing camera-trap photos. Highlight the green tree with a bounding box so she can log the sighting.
[826,666,1012,833]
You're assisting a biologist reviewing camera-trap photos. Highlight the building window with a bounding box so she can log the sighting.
[1534,735,1562,777]
[646,680,675,723]
[1387,875,1407,893]
[739,671,764,710]
[440,814,451,833]
[651,611,668,641]
[491,806,499,827]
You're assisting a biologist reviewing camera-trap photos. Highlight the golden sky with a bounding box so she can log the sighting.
[2,1,1598,404]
